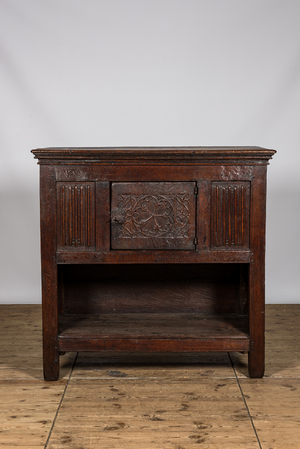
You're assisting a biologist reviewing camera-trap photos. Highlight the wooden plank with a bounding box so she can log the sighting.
[59,313,248,338]
[0,355,75,381]
[239,378,300,448]
[233,303,300,379]
[265,304,300,316]
[56,249,251,264]
[58,313,249,352]
[59,337,249,353]
[0,378,66,448]
[46,378,258,448]
[0,432,48,446]
[4,305,300,449]
[0,304,75,380]
[0,447,45,449]
[72,352,233,379]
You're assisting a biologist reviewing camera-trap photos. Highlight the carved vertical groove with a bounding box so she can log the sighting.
[241,185,244,245]
[57,182,95,250]
[80,186,84,246]
[211,182,250,249]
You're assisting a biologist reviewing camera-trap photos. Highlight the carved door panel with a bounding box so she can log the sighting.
[111,182,197,250]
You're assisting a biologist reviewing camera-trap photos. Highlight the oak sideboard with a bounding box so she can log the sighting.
[32,147,275,381]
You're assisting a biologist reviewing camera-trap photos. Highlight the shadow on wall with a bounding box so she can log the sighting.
[0,188,41,303]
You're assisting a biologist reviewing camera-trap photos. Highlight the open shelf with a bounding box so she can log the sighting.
[58,313,249,353]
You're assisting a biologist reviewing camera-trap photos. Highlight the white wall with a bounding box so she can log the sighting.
[1,0,299,303]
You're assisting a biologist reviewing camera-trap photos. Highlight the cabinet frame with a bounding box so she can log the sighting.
[32,147,275,381]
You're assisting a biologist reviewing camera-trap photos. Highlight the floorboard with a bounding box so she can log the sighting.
[0,304,300,448]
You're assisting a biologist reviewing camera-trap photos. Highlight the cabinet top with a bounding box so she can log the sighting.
[32,146,276,165]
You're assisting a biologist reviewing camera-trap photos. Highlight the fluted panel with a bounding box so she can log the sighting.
[211,182,250,249]
[57,182,95,250]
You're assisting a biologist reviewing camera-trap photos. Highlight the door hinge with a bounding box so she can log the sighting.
[194,186,198,195]
[194,237,198,245]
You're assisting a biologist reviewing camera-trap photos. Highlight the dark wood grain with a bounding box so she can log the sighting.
[58,313,249,353]
[95,182,110,252]
[248,165,267,378]
[39,165,59,381]
[56,250,251,264]
[31,146,276,165]
[60,264,242,315]
[56,182,95,250]
[211,182,250,249]
[54,164,255,183]
[197,180,211,250]
[111,182,196,250]
[32,147,275,380]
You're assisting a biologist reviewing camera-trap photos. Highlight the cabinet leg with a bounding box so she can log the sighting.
[43,344,60,381]
[248,349,264,378]
[40,165,60,382]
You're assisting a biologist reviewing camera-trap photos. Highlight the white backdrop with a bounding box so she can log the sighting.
[1,0,299,303]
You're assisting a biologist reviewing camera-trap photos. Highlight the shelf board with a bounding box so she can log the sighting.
[56,250,251,264]
[58,313,249,353]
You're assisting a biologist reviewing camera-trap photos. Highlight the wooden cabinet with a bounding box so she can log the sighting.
[32,147,275,381]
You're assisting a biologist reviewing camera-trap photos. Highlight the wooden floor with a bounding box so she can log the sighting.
[1,305,300,448]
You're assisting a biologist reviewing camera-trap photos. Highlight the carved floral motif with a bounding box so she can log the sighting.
[116,194,190,239]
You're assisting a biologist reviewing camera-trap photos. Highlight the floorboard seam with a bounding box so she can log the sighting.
[229,353,263,449]
[44,352,78,449]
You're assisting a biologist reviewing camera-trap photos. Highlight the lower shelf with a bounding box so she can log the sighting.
[58,313,250,353]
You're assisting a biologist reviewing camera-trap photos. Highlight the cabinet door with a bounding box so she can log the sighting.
[111,182,196,250]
